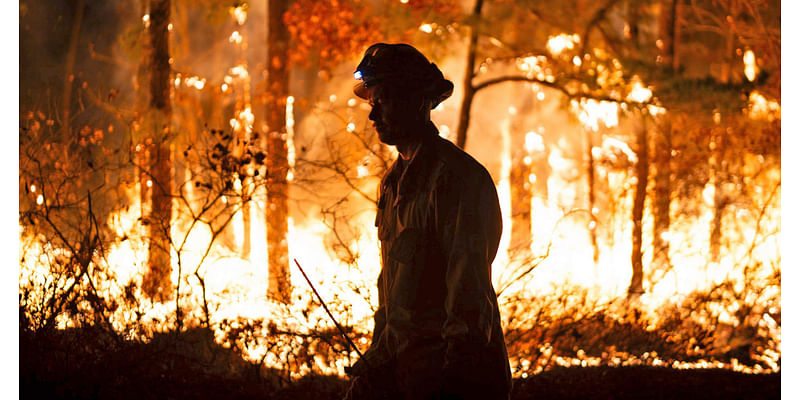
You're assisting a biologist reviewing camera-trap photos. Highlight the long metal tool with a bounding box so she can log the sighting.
[293,259,366,361]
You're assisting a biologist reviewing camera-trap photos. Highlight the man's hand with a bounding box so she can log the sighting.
[344,357,370,377]
[343,358,397,400]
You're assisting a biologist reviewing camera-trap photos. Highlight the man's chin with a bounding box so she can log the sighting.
[377,128,404,146]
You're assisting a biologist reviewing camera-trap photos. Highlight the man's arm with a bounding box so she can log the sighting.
[435,173,503,378]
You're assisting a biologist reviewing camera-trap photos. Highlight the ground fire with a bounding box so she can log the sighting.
[19,0,780,398]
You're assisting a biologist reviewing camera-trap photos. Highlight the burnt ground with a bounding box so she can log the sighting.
[20,327,780,400]
[511,366,779,400]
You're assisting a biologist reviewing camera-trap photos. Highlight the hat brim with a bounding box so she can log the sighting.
[353,81,372,100]
[353,78,455,107]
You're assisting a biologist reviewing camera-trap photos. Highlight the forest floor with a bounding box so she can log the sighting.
[20,326,780,400]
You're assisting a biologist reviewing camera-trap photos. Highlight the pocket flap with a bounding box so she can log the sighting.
[388,228,422,264]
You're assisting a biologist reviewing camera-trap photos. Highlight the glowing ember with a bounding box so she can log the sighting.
[231,5,248,25]
[743,50,758,82]
[547,33,579,56]
[237,107,254,132]
[184,76,206,91]
[571,99,619,131]
[627,77,652,103]
[524,131,544,153]
[229,65,248,80]
[229,31,243,44]
[286,95,296,182]
[748,91,780,121]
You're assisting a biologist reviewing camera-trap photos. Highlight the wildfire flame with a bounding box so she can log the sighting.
[19,7,781,382]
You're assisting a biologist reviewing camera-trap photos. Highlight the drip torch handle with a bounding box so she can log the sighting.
[293,259,367,363]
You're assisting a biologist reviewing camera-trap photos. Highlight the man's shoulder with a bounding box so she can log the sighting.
[429,136,494,185]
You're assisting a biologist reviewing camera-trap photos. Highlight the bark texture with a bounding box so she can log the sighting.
[61,0,84,139]
[142,0,173,300]
[266,0,291,303]
[629,116,648,298]
[586,129,600,264]
[509,157,532,258]
[652,0,679,269]
[454,0,483,149]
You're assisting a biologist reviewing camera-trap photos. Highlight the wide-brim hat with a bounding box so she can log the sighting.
[353,43,454,108]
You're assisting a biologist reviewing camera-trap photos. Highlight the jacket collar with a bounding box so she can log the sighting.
[382,122,441,203]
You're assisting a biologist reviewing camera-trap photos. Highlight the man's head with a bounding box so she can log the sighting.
[353,43,453,145]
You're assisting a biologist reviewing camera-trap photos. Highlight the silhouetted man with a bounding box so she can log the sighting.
[344,43,511,400]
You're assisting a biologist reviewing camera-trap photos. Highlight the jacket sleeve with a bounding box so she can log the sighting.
[371,271,387,343]
[434,172,503,372]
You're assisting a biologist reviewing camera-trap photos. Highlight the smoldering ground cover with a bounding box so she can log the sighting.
[20,323,779,400]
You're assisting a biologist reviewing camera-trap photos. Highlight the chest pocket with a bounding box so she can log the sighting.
[388,228,423,265]
[376,194,392,241]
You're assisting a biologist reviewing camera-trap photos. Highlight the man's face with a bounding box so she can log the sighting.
[368,85,428,146]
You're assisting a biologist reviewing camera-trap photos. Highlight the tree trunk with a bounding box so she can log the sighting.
[454,0,483,149]
[671,0,682,72]
[234,23,253,260]
[652,121,672,269]
[586,129,600,264]
[629,115,648,298]
[720,1,739,84]
[142,0,173,301]
[652,0,677,269]
[61,0,84,139]
[533,147,550,201]
[509,156,532,259]
[266,0,291,303]
[709,128,728,262]
[658,0,679,70]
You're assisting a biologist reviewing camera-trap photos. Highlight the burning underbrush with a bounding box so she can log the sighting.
[503,282,780,378]
[19,101,780,397]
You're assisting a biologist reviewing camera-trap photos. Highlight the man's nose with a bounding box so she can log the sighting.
[368,105,379,122]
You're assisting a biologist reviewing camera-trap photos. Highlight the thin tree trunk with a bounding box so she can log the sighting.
[671,0,681,72]
[586,129,600,264]
[628,0,645,299]
[658,0,678,70]
[509,157,532,259]
[720,1,738,83]
[136,1,150,230]
[652,121,672,269]
[533,147,550,201]
[652,0,677,269]
[61,0,84,138]
[266,0,291,303]
[709,128,728,262]
[454,0,483,149]
[142,0,173,301]
[629,115,647,298]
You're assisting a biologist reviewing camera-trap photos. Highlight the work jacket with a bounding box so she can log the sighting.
[360,123,511,399]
